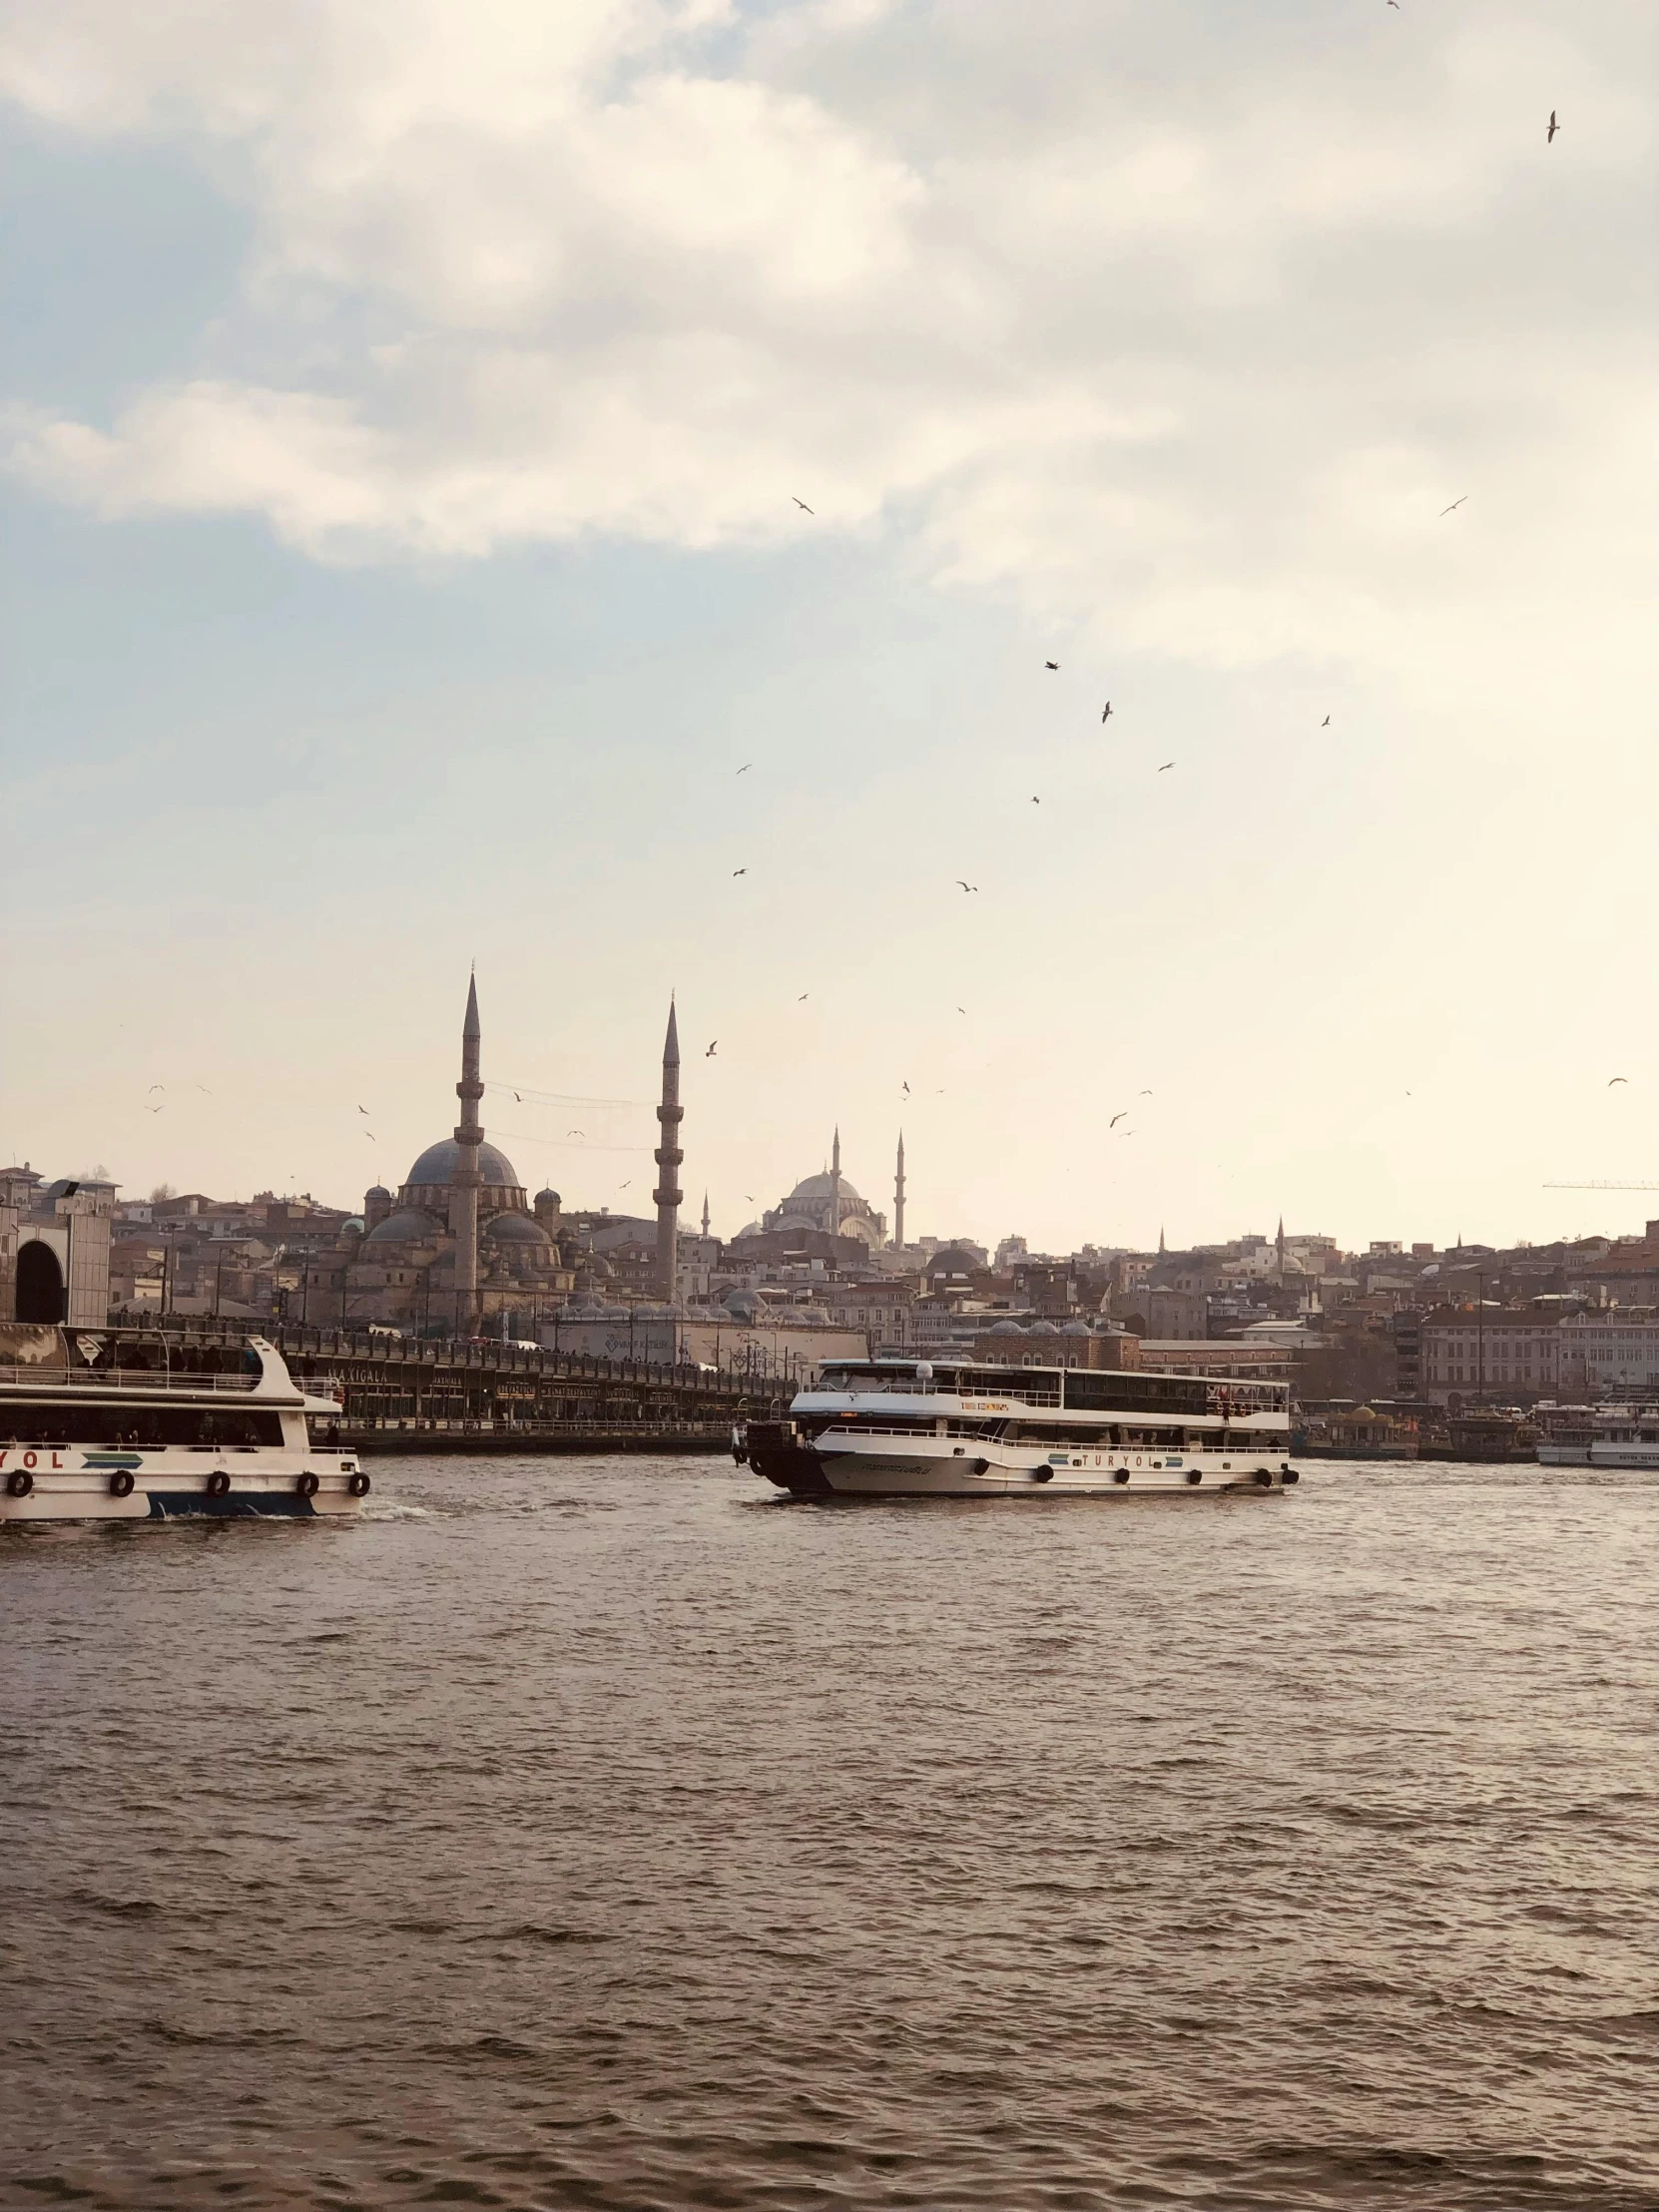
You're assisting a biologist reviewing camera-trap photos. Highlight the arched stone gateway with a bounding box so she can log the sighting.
[16,1240,65,1324]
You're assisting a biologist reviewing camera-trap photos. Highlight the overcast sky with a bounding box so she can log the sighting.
[1,0,1652,1253]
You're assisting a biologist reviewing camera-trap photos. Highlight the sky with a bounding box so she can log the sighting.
[0,0,1653,1256]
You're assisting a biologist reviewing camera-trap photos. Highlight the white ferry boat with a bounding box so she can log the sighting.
[0,1325,368,1522]
[744,1358,1299,1498]
[1536,1406,1659,1470]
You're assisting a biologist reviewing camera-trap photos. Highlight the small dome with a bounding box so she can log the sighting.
[1028,1319,1059,1337]
[1062,1319,1091,1336]
[484,1212,551,1246]
[365,1184,391,1202]
[363,1207,444,1247]
[535,1187,561,1207]
[989,1319,1025,1337]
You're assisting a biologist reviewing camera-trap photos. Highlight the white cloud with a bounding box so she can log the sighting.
[1,0,1650,679]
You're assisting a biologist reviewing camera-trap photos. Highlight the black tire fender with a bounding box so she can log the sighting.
[7,1467,33,1498]
[346,1471,370,1497]
[1186,1469,1203,1485]
[206,1470,231,1497]
[108,1470,135,1498]
[295,1471,319,1497]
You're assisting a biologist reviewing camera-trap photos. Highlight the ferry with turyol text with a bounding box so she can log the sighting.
[0,1325,368,1522]
[745,1358,1300,1498]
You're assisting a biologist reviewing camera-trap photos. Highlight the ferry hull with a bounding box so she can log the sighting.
[1,1473,364,1522]
[746,1424,1295,1500]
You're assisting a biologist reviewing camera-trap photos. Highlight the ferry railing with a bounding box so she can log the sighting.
[0,1365,344,1402]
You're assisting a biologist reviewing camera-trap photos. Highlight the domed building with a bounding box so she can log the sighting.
[343,981,574,1333]
[735,1129,888,1251]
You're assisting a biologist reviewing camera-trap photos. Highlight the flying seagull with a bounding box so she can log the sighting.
[956,879,978,892]
[1157,761,1175,772]
[902,1082,910,1096]
[364,1132,376,1142]
[1109,1112,1127,1128]
[706,1041,718,1057]
[737,764,751,775]
[1322,715,1331,727]
[957,1005,966,1013]
[148,1084,164,1093]
[1139,1089,1153,1096]
[513,1091,521,1102]
[1032,795,1041,804]
[1547,110,1559,143]
[793,497,814,513]
[1608,1075,1628,1085]
[1440,496,1467,515]
[145,1104,164,1114]
[1101,702,1113,721]
[567,1129,585,1138]
[798,992,809,1001]
[1045,660,1059,671]
[358,1104,369,1115]
[620,1181,631,1190]
[732,867,747,876]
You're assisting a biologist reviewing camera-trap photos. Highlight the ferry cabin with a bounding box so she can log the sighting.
[747,1359,1298,1498]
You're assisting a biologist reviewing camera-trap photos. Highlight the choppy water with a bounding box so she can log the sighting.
[3,1457,1656,2212]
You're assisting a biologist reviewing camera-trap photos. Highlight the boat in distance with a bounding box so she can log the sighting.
[0,1325,368,1523]
[744,1358,1301,1499]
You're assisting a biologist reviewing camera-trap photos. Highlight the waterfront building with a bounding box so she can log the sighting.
[0,1168,114,1327]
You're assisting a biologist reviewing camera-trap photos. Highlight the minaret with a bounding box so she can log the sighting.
[653,998,683,1302]
[830,1126,842,1238]
[893,1130,906,1252]
[701,1192,711,1238]
[449,972,484,1336]
[1276,1214,1286,1284]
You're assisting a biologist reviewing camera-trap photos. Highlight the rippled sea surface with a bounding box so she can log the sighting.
[3,1458,1657,2211]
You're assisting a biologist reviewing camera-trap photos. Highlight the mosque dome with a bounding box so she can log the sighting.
[365,1184,391,1203]
[786,1169,866,1207]
[989,1319,1025,1337]
[402,1137,522,1190]
[535,1188,561,1208]
[484,1212,551,1246]
[364,1207,444,1247]
[1028,1319,1060,1338]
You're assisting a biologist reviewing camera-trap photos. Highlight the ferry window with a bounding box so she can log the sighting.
[0,1402,284,1448]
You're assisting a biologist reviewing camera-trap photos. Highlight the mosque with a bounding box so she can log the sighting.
[343,977,575,1332]
[733,1129,894,1251]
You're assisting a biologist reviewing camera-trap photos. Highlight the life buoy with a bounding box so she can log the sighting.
[1113,1468,1130,1485]
[206,1470,232,1497]
[7,1467,33,1498]
[108,1470,135,1498]
[295,1471,319,1497]
[1186,1469,1203,1485]
[346,1471,371,1497]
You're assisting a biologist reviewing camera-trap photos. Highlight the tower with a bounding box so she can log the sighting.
[893,1130,905,1252]
[830,1126,842,1239]
[653,998,683,1301]
[449,972,484,1335]
[701,1192,711,1238]
[1275,1214,1286,1284]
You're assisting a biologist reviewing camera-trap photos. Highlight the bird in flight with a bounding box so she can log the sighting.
[358,1104,369,1115]
[706,1041,718,1057]
[956,879,977,892]
[148,1083,164,1093]
[1608,1075,1628,1085]
[1547,110,1559,143]
[567,1129,585,1138]
[1045,661,1059,671]
[513,1091,522,1103]
[1032,795,1041,805]
[1440,496,1467,516]
[364,1131,376,1142]
[798,992,809,1001]
[1322,716,1331,728]
[793,497,814,513]
[1139,1089,1153,1096]
[1101,703,1114,724]
[732,867,747,876]
[901,1081,910,1096]
[1386,2,1398,9]
[620,1181,632,1190]
[957,1005,966,1014]
[1109,1112,1127,1128]
[145,1104,164,1114]
[737,764,751,775]
[1157,762,1175,773]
